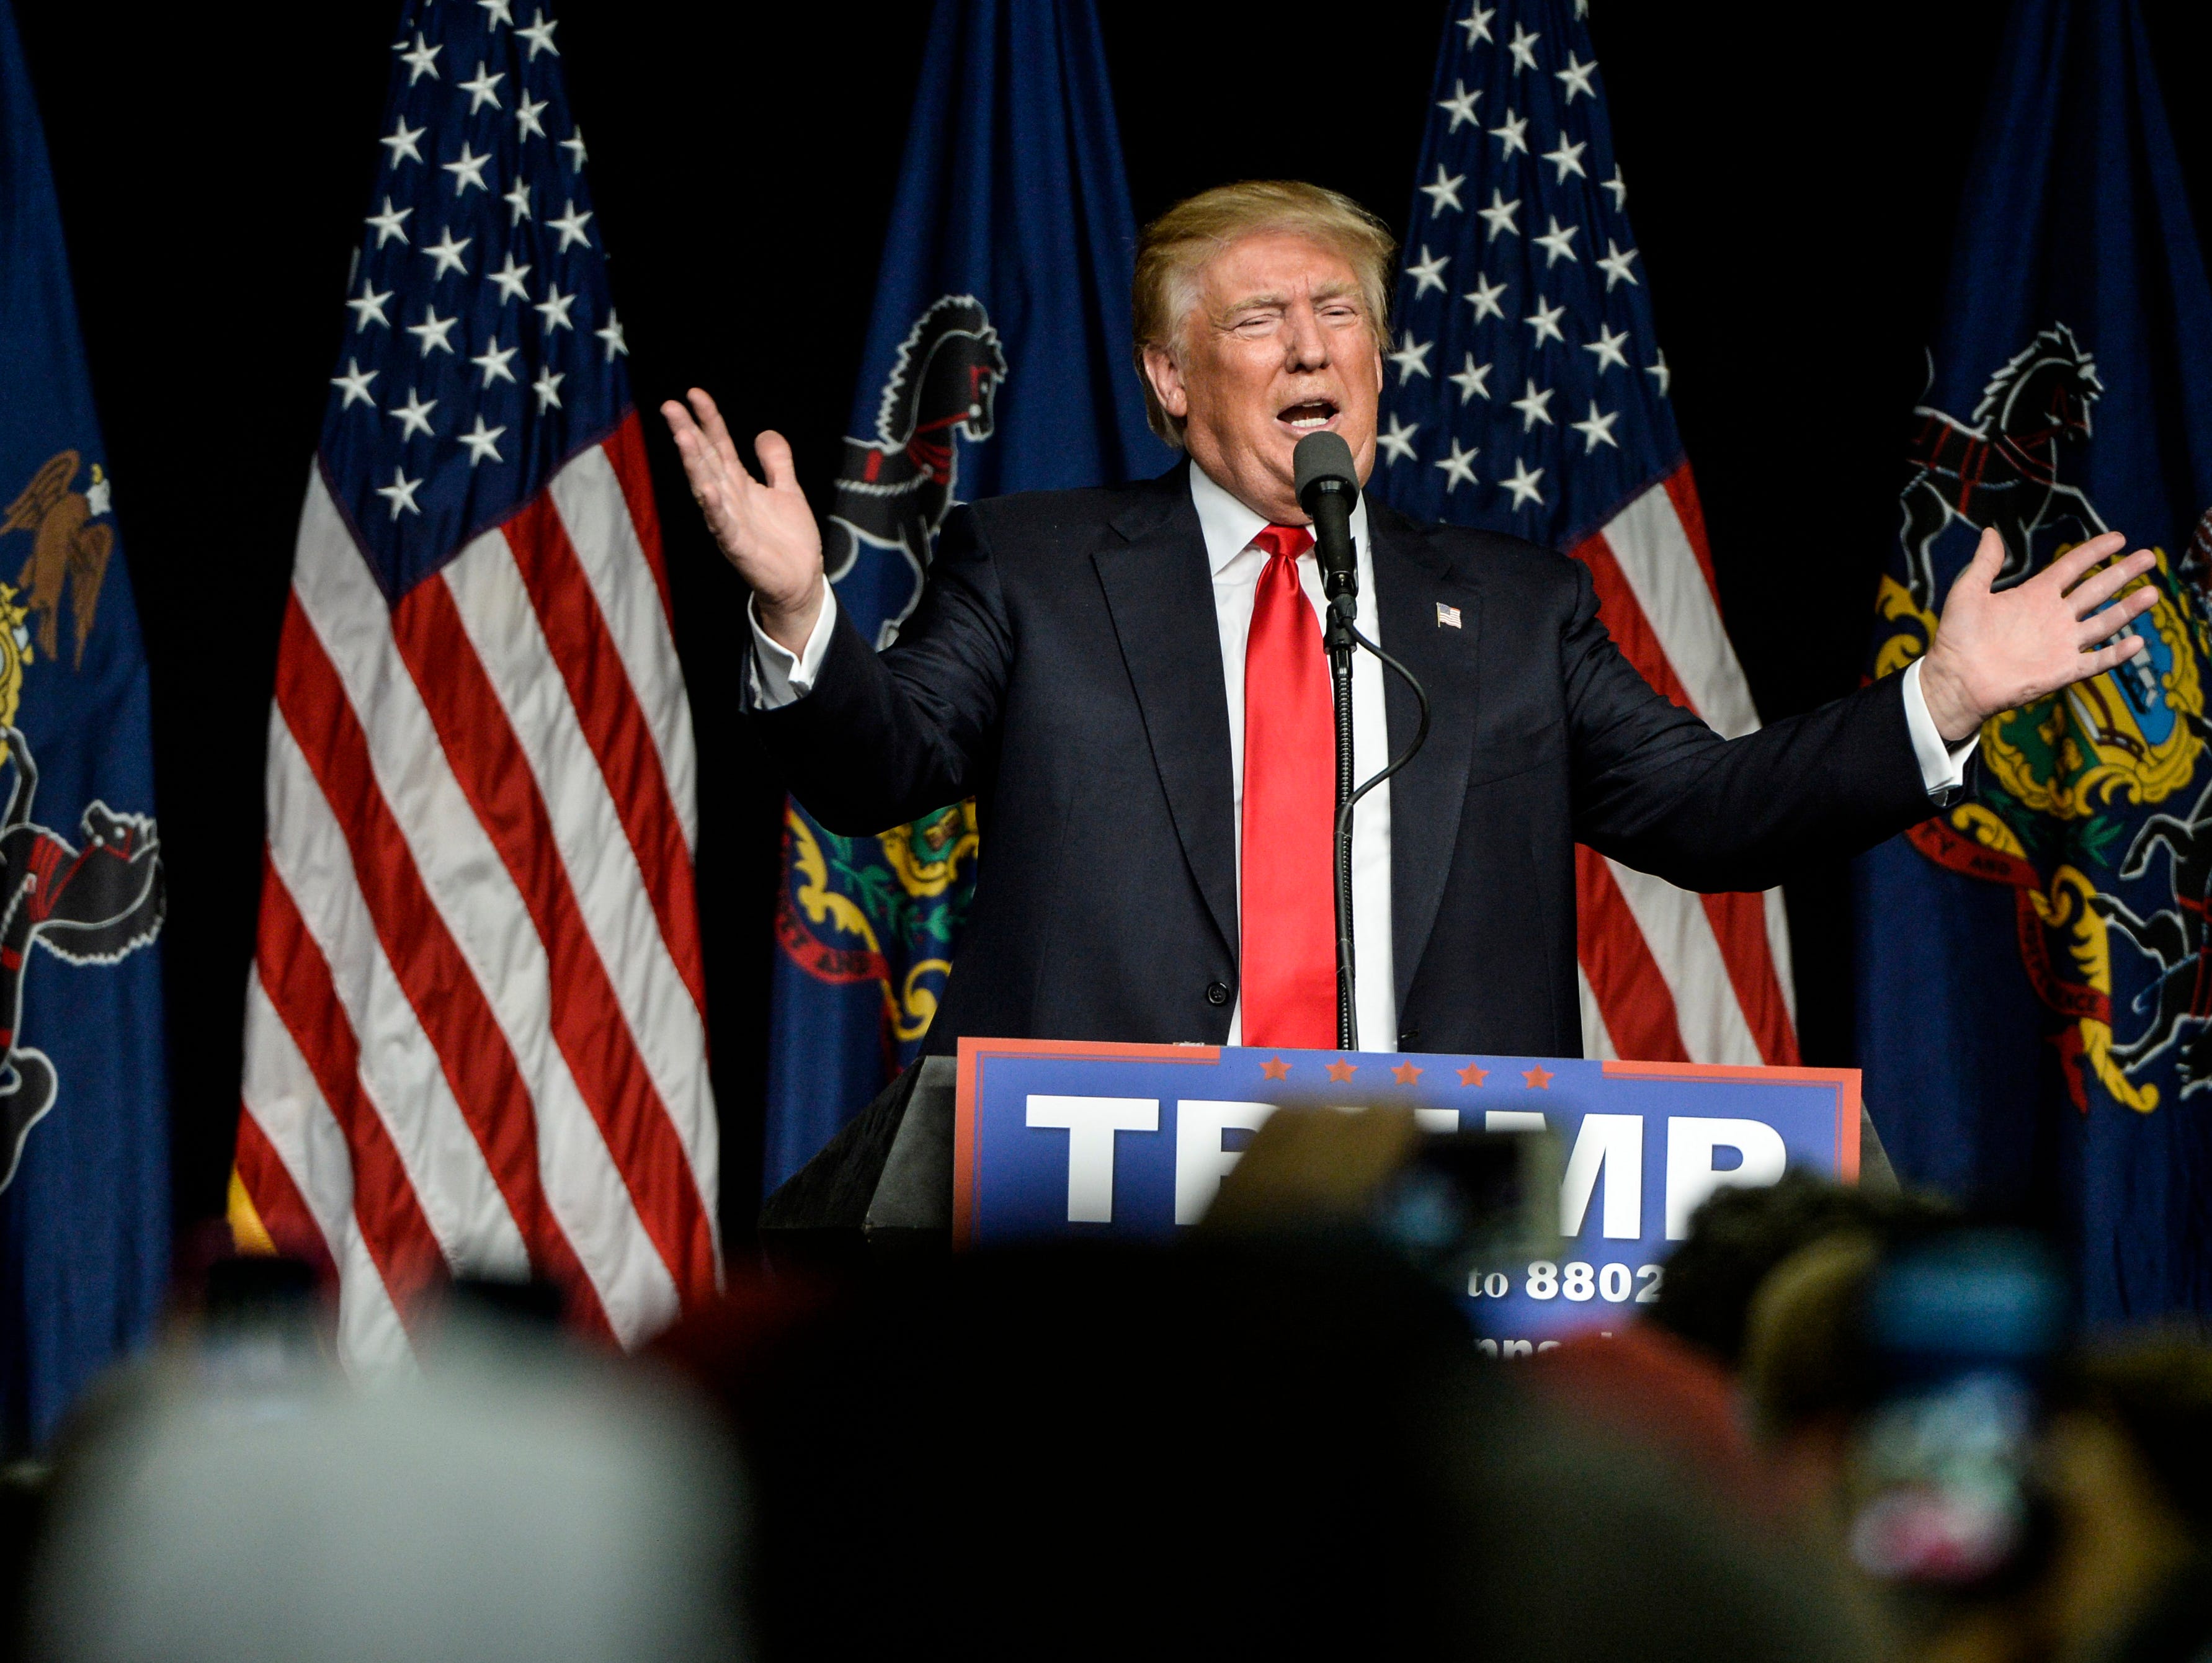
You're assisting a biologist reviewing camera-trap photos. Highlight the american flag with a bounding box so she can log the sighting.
[231,0,717,1369]
[1376,0,1798,1067]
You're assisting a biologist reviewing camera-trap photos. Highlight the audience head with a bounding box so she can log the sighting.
[1651,1170,1955,1371]
[27,1282,746,1663]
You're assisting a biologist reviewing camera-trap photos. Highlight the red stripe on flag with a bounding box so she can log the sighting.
[1700,891,1801,1065]
[1572,528,1700,716]
[501,497,708,1022]
[1660,461,1723,603]
[602,414,676,633]
[274,594,616,1342]
[1575,845,1692,1062]
[251,856,443,1316]
[233,1099,340,1283]
[391,576,718,1304]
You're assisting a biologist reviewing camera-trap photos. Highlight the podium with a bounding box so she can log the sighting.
[763,1038,1889,1340]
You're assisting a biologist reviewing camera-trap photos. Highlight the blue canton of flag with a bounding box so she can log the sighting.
[760,0,1169,1195]
[1377,0,1666,541]
[324,1,625,586]
[1379,0,1801,1072]
[0,0,171,1453]
[237,0,715,1371]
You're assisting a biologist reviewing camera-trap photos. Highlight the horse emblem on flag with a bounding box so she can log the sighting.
[0,711,166,1190]
[1878,321,2212,1112]
[823,295,1007,648]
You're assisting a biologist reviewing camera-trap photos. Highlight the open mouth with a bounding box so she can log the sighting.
[1276,398,1339,432]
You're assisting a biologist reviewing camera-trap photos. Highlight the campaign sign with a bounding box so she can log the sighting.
[954,1038,1860,1347]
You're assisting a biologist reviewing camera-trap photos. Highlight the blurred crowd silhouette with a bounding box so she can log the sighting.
[6,1109,2211,1663]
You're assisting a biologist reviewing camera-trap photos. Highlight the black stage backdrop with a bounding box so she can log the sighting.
[17,1,2208,1247]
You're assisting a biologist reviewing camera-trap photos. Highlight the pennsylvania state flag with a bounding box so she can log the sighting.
[1855,0,2212,1321]
[0,0,171,1450]
[760,0,1169,1193]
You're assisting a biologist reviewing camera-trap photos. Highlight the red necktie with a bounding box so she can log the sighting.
[1241,524,1336,1048]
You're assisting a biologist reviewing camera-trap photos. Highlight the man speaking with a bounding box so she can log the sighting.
[664,181,2156,1061]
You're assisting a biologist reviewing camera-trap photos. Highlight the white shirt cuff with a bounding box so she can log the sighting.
[748,578,837,708]
[1902,657,1978,800]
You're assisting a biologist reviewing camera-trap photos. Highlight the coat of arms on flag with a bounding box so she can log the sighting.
[231,0,718,1370]
[0,0,171,1451]
[1855,0,2212,1321]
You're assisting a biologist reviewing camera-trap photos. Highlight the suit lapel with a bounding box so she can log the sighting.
[1094,465,1239,957]
[1370,506,1483,1012]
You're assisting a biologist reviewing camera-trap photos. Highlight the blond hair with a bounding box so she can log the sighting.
[1131,181,1398,448]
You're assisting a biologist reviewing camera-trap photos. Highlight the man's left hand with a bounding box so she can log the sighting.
[1918,527,2161,745]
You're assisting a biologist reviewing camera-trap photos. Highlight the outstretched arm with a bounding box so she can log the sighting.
[1917,528,2158,742]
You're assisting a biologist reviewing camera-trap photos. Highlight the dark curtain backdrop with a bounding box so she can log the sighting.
[16,1,2207,1247]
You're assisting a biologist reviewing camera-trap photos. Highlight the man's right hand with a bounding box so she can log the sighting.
[660,388,825,654]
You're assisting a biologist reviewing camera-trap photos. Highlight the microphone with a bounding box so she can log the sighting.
[1293,430,1360,607]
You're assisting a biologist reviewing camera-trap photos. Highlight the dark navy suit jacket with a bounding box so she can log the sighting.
[749,462,1933,1056]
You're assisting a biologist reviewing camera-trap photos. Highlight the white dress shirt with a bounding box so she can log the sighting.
[748,461,1978,1053]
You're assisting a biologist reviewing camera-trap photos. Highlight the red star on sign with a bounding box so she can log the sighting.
[1391,1061,1423,1084]
[1456,1063,1489,1087]
[1324,1059,1358,1082]
[1260,1056,1290,1080]
[1522,1064,1554,1089]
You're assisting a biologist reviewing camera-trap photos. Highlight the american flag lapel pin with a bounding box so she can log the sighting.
[1436,601,1462,630]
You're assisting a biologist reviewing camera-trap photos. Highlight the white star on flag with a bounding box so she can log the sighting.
[1533,215,1579,267]
[548,200,594,252]
[1376,412,1420,464]
[1448,354,1492,403]
[1419,166,1466,214]
[1406,246,1450,297]
[1584,323,1630,372]
[1437,80,1482,132]
[1501,456,1545,507]
[1510,377,1554,430]
[535,282,577,332]
[1434,438,1480,489]
[373,466,423,517]
[460,61,504,112]
[458,414,507,466]
[388,388,439,440]
[382,117,426,166]
[1570,399,1620,451]
[331,359,378,408]
[1388,332,1434,383]
[1463,272,1508,321]
[1541,135,1587,183]
[1476,190,1520,243]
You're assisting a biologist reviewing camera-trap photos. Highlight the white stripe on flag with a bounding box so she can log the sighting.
[291,472,680,1346]
[239,973,415,1376]
[1604,855,1765,1065]
[549,447,700,852]
[1577,965,1619,1061]
[440,530,718,1193]
[1602,485,1761,739]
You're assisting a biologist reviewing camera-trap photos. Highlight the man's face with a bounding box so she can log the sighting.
[1142,231,1384,525]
